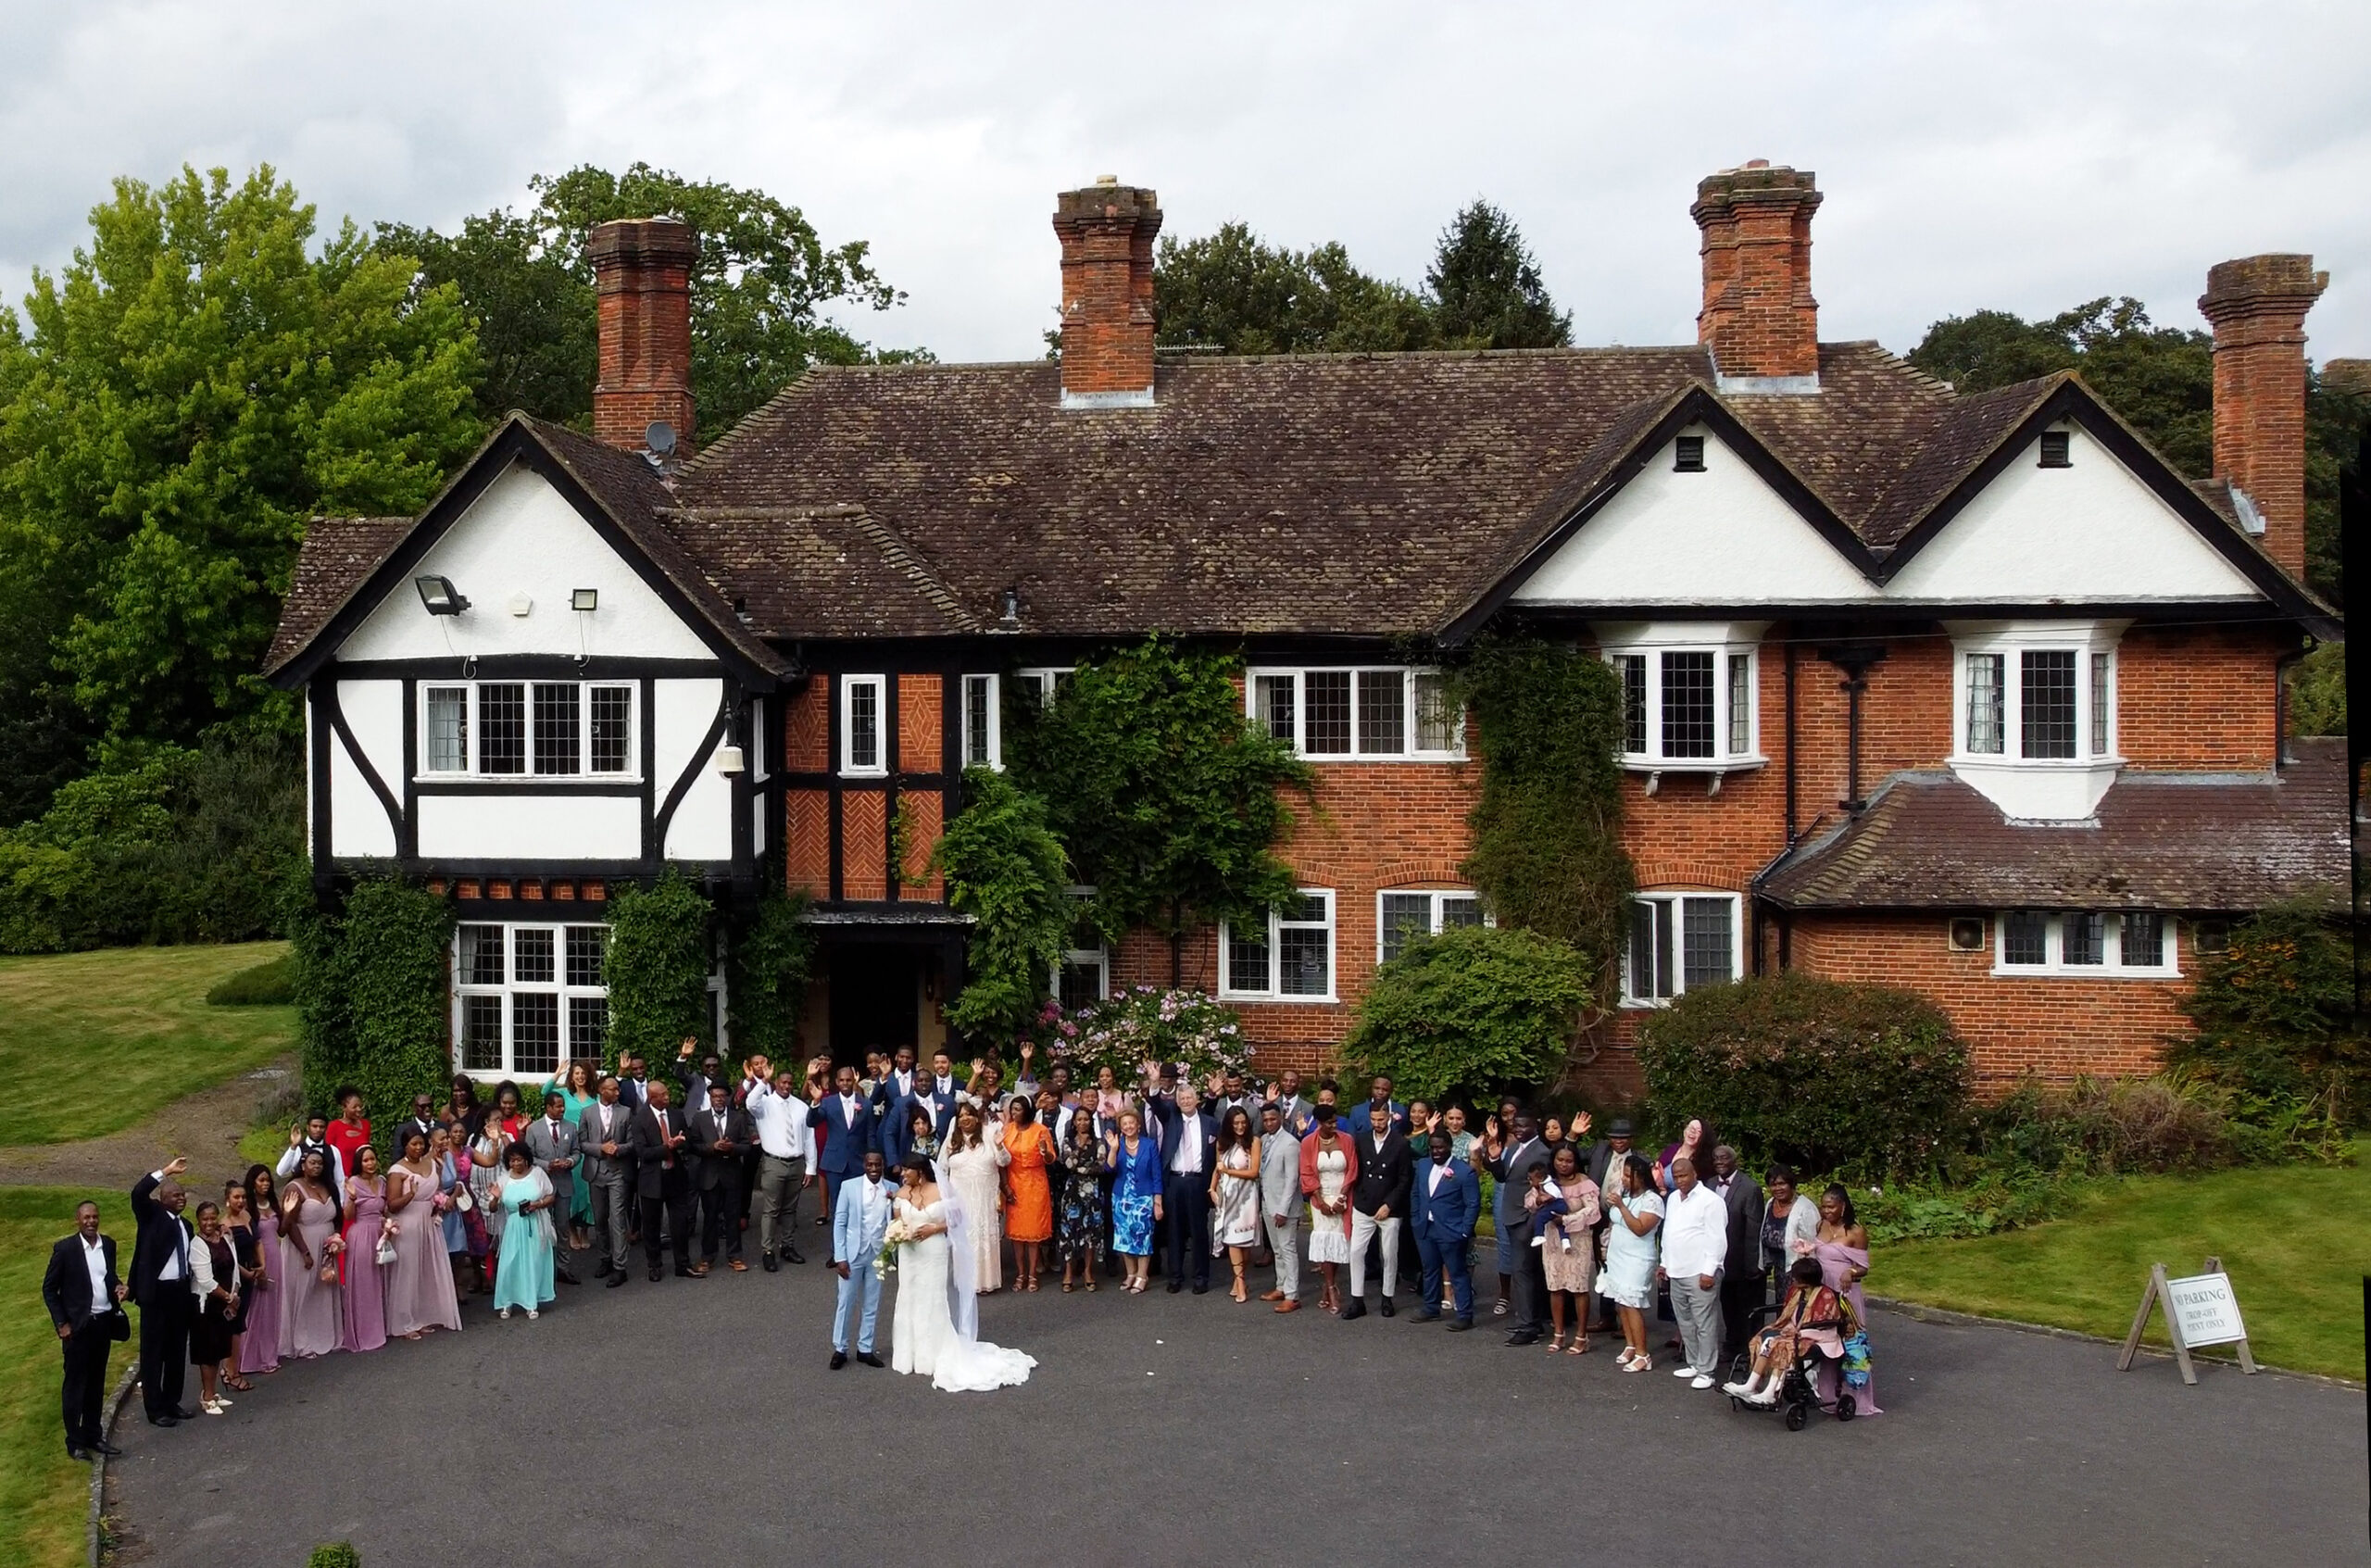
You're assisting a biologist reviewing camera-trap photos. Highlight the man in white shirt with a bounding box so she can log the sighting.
[1660,1155,1729,1388]
[1153,1085,1217,1294]
[746,1066,816,1270]
[273,1114,345,1185]
[129,1158,195,1425]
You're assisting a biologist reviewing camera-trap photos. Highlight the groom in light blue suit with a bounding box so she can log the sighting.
[830,1149,893,1369]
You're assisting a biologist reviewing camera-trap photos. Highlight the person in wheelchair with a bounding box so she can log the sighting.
[1723,1256,1854,1406]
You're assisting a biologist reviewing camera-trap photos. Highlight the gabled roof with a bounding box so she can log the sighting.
[266,416,792,686]
[1757,739,2350,912]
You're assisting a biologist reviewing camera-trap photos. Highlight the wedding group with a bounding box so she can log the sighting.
[43,1046,1884,1448]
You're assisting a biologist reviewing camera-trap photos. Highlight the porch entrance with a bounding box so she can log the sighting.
[825,944,920,1068]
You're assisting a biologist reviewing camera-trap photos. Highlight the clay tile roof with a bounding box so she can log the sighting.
[265,514,413,671]
[1853,373,2064,548]
[1758,739,2351,912]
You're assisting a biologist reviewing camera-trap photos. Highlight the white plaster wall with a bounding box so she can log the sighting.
[338,463,712,662]
[336,679,404,793]
[329,731,397,857]
[655,677,732,860]
[1884,427,2261,603]
[416,793,642,860]
[1512,426,1877,607]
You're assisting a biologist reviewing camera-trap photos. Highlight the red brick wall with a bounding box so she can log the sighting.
[897,674,941,773]
[897,788,945,900]
[784,680,829,772]
[2116,624,2286,769]
[841,789,887,901]
[785,789,829,899]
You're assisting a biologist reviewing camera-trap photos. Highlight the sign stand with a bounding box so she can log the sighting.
[2118,1256,2259,1385]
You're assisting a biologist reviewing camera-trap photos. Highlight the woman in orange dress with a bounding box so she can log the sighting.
[1000,1095,1057,1293]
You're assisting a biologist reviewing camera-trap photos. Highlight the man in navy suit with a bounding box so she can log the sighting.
[813,1064,877,1255]
[1411,1130,1482,1329]
[1149,1082,1220,1294]
[127,1158,196,1426]
[880,1078,958,1170]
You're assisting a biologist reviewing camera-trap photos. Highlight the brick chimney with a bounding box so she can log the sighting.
[1053,178,1161,408]
[1691,161,1822,391]
[587,217,698,451]
[2198,254,2327,580]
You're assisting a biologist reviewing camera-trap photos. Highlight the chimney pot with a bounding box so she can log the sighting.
[588,217,698,452]
[1691,162,1822,390]
[2198,253,2326,581]
[1052,180,1162,409]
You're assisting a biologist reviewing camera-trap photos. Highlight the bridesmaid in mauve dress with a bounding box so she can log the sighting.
[340,1147,391,1353]
[238,1165,282,1374]
[383,1130,463,1336]
[278,1151,344,1359]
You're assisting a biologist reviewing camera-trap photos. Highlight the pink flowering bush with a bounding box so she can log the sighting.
[1031,986,1251,1083]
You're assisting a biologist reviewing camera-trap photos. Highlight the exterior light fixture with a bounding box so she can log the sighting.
[416,575,469,615]
[714,745,746,776]
[571,588,599,612]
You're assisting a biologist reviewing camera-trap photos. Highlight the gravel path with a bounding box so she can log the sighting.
[0,1057,293,1191]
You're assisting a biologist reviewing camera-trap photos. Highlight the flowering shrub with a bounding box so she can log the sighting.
[1032,986,1251,1084]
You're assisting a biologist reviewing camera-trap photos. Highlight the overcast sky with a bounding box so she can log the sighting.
[4,0,2368,368]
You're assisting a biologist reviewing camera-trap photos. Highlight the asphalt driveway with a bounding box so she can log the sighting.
[106,1247,2366,1566]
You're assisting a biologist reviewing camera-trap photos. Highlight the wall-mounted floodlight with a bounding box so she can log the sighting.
[571,588,599,612]
[416,575,469,615]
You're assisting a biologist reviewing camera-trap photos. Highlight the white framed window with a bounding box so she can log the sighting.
[419,682,634,779]
[1245,668,1462,760]
[1010,668,1075,709]
[1597,624,1763,770]
[1993,910,2177,976]
[1050,885,1107,1010]
[1951,627,2120,763]
[1623,891,1741,1006]
[1376,889,1487,964]
[960,673,1001,769]
[1221,889,1336,1001]
[841,675,886,776]
[454,922,609,1078]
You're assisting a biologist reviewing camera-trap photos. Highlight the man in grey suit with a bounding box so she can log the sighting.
[1487,1110,1552,1345]
[1256,1103,1302,1311]
[691,1082,757,1273]
[523,1090,582,1286]
[576,1073,634,1286]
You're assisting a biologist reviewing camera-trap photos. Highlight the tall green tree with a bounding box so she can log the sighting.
[0,165,483,758]
[382,162,915,433]
[1153,222,1436,355]
[1006,642,1314,985]
[1425,199,1571,349]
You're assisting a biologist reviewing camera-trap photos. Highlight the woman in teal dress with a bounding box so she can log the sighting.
[490,1143,558,1320]
[544,1060,598,1248]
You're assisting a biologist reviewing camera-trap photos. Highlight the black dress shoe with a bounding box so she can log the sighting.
[830,1351,847,1370]
[1446,1319,1474,1332]
[606,1273,627,1287]
[68,1448,90,1461]
[857,1351,885,1369]
[648,1266,664,1282]
[1379,1297,1396,1318]
[90,1440,121,1457]
[1339,1299,1367,1321]
[1411,1309,1442,1323]
[1166,1280,1183,1294]
[147,1414,178,1428]
[675,1267,701,1279]
[1191,1282,1209,1295]
[594,1259,612,1278]
[762,1252,779,1273]
[784,1246,805,1265]
[556,1266,581,1286]
[1505,1329,1541,1346]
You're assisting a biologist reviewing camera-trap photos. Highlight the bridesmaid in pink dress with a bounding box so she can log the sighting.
[235,1165,282,1374]
[383,1129,462,1337]
[341,1148,391,1353]
[278,1151,344,1359]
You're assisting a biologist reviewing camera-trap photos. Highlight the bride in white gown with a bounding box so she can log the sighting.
[890,1159,1035,1392]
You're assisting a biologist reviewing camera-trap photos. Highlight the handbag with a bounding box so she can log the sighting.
[454,1188,474,1213]
[105,1307,132,1343]
[374,1233,398,1266]
[1841,1329,1873,1388]
[1592,1265,1613,1297]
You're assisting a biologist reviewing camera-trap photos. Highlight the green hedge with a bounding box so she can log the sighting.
[1636,972,1972,1177]
[605,869,713,1067]
[205,951,295,1006]
[289,869,455,1133]
[1346,924,1591,1103]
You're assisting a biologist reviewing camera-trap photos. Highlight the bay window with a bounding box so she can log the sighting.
[1953,627,2119,763]
[1597,623,1763,770]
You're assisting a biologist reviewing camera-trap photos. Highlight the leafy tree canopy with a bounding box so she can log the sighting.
[382,162,918,433]
[0,165,483,763]
[1426,199,1572,349]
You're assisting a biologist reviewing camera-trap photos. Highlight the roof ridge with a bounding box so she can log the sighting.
[678,370,817,479]
[844,510,983,633]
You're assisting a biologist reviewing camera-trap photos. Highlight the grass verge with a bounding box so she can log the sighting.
[0,1186,128,1568]
[1880,1145,2367,1380]
[0,944,295,1147]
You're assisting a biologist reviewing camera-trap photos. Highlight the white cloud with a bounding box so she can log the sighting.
[3,0,2365,368]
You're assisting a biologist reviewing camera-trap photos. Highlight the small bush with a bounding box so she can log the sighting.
[604,870,714,1066]
[308,1544,362,1568]
[2166,897,2369,1123]
[1041,986,1250,1086]
[1347,924,1593,1103]
[1636,972,1972,1177]
[206,952,295,1006]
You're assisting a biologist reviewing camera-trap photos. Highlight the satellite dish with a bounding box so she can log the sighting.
[645,420,678,458]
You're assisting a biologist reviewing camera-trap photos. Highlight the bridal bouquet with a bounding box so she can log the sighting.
[875,1217,916,1279]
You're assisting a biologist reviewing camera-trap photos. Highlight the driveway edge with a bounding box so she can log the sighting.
[1872,1295,2363,1390]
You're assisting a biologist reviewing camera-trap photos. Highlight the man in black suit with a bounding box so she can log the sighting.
[1487,1110,1554,1345]
[1712,1145,1767,1354]
[631,1081,697,1281]
[1149,1083,1218,1294]
[1341,1102,1412,1321]
[391,1094,440,1157]
[128,1158,195,1426]
[44,1199,127,1459]
[692,1082,756,1273]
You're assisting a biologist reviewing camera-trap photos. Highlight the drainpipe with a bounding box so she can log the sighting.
[1784,642,1799,844]
[1819,641,1888,814]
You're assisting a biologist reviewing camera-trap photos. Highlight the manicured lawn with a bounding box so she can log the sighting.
[1882,1148,2369,1381]
[0,944,295,1147]
[0,1186,125,1568]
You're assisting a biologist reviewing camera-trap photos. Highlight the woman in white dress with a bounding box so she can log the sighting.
[940,1105,1010,1294]
[1209,1106,1262,1303]
[1300,1106,1355,1314]
[892,1157,1035,1392]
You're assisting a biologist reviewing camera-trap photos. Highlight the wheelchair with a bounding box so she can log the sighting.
[1725,1299,1858,1430]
